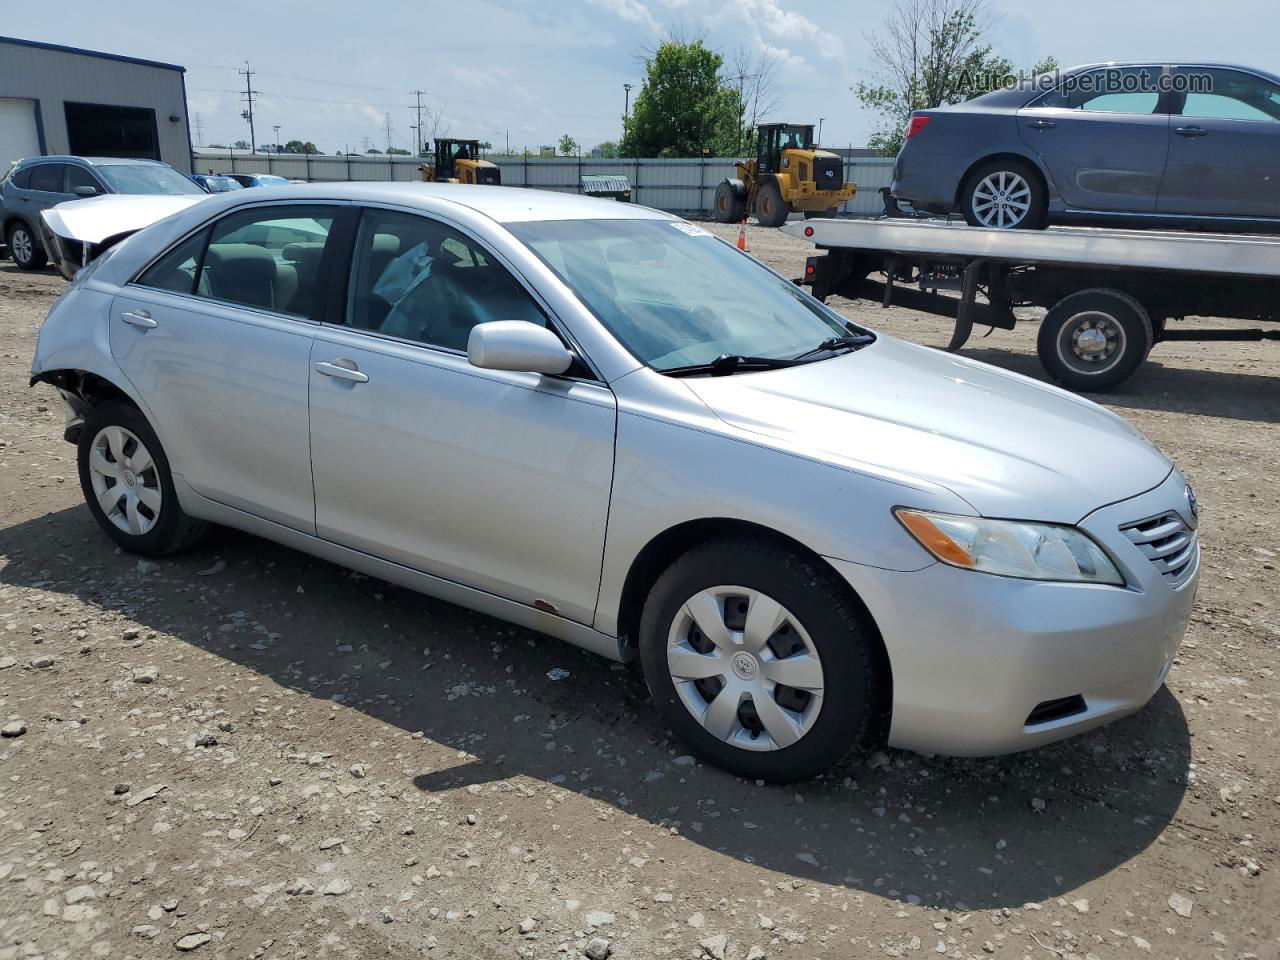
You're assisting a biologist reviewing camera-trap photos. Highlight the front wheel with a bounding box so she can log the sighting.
[77,401,206,555]
[639,539,881,782]
[7,222,47,270]
[754,180,791,228]
[712,181,746,224]
[961,159,1046,229]
[1037,288,1153,392]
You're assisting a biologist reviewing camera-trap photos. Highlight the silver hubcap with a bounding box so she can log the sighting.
[667,586,824,752]
[89,426,162,535]
[1058,311,1127,375]
[10,228,32,263]
[972,171,1031,228]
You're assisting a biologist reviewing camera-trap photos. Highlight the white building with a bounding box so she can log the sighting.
[0,35,191,173]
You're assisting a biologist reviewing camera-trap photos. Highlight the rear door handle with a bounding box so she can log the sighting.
[1175,125,1208,137]
[1026,119,1056,130]
[121,309,157,329]
[315,360,369,383]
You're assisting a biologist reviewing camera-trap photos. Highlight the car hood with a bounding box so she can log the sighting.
[680,336,1171,524]
[40,193,207,246]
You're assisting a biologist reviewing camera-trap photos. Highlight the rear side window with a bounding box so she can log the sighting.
[29,164,65,192]
[203,207,336,316]
[136,229,209,295]
[1035,67,1163,115]
[11,166,33,189]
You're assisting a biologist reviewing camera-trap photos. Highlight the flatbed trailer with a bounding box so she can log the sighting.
[783,218,1280,391]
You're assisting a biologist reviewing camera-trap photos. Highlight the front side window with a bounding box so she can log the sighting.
[1035,67,1163,115]
[96,163,205,196]
[508,219,854,372]
[345,209,547,351]
[1177,68,1280,123]
[65,165,103,194]
[28,163,64,193]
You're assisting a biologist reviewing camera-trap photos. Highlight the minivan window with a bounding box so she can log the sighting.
[29,164,65,192]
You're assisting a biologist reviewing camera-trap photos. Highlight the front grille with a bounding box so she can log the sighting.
[1120,512,1198,588]
[1025,694,1087,727]
[813,155,843,188]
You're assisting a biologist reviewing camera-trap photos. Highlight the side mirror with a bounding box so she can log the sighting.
[74,185,98,197]
[468,321,573,376]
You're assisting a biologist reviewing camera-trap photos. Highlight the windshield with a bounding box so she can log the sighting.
[98,164,205,196]
[508,219,859,371]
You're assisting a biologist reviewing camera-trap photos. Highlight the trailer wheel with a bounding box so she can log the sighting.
[713,181,747,224]
[756,181,791,228]
[1037,289,1152,392]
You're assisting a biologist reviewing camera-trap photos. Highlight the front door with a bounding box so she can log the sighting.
[110,203,342,532]
[1158,66,1280,219]
[308,207,616,625]
[1017,65,1171,213]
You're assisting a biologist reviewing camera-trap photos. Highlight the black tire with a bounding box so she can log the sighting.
[77,401,206,556]
[754,180,790,228]
[638,538,881,783]
[6,221,47,270]
[960,158,1047,229]
[1037,288,1153,392]
[712,181,746,224]
[803,208,838,220]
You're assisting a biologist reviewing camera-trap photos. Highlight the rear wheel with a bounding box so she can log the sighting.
[7,222,47,270]
[77,401,206,556]
[639,538,880,782]
[713,181,746,223]
[961,159,1046,229]
[1037,288,1153,392]
[754,180,791,228]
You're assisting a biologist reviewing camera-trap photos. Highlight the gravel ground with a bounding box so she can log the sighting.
[0,225,1276,960]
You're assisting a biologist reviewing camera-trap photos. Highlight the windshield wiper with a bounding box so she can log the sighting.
[790,333,875,361]
[663,353,806,378]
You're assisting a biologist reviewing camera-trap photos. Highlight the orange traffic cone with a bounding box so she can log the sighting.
[737,224,748,251]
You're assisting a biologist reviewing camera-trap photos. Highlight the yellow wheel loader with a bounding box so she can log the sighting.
[419,139,501,185]
[713,123,856,227]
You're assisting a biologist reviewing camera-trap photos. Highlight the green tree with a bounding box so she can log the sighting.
[558,134,579,156]
[233,140,250,151]
[855,0,1056,155]
[592,141,621,158]
[620,39,744,158]
[284,139,320,155]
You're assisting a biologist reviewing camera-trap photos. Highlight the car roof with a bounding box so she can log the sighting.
[20,155,168,167]
[209,182,675,224]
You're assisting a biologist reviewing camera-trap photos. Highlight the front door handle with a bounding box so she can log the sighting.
[315,360,370,383]
[121,309,157,329]
[1174,125,1208,138]
[1025,119,1056,130]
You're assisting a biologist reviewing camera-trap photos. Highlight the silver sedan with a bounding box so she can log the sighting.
[30,184,1199,781]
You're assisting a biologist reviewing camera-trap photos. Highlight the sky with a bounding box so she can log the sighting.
[4,0,1276,154]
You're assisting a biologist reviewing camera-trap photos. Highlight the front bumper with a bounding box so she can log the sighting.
[830,469,1198,756]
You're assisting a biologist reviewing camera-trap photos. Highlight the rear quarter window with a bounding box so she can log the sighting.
[10,166,33,189]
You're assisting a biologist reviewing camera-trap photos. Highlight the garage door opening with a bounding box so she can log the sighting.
[0,98,41,171]
[64,102,159,159]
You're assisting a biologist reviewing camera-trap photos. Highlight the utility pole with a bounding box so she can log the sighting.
[622,82,632,142]
[238,61,257,153]
[272,124,281,153]
[193,113,205,147]
[411,90,426,156]
[383,113,393,154]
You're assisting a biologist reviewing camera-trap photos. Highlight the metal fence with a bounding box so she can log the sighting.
[192,150,895,218]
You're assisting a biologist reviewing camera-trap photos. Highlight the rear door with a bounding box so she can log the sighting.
[1017,65,1171,212]
[25,161,74,212]
[110,202,347,533]
[1158,66,1280,219]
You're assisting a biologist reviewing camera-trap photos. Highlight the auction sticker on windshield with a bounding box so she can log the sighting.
[670,221,713,238]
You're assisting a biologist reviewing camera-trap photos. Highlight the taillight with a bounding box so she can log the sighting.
[906,115,932,139]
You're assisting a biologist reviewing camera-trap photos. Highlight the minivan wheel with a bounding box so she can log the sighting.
[961,159,1046,229]
[77,401,206,556]
[1037,288,1153,392]
[639,539,879,782]
[7,222,47,270]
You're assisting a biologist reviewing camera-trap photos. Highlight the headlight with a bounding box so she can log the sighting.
[894,509,1124,585]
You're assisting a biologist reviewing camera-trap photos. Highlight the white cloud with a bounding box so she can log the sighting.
[735,0,843,61]
[588,0,662,32]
